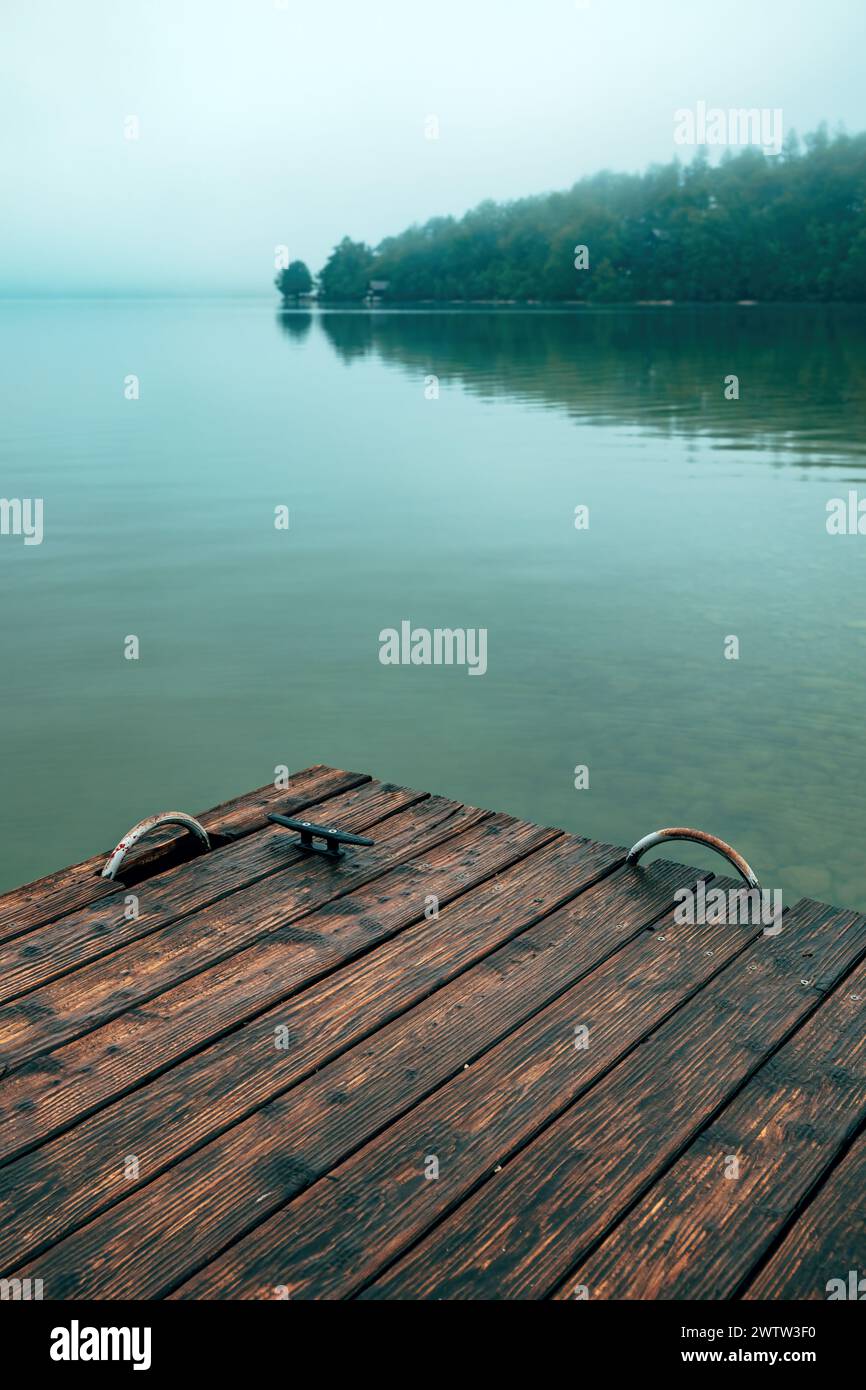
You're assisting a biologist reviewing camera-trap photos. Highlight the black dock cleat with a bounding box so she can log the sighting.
[267,813,375,858]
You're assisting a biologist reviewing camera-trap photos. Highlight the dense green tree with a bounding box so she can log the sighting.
[317,237,375,301]
[275,260,313,301]
[311,131,866,303]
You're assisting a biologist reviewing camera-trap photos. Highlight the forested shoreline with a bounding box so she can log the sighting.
[278,130,866,304]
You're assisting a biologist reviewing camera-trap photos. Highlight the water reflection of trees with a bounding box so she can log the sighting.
[275,311,314,342]
[313,307,866,463]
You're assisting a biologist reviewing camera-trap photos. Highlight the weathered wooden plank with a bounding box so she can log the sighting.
[0,809,563,1190]
[0,777,416,1006]
[0,826,616,1267]
[0,797,502,1160]
[0,785,462,1070]
[8,764,862,1305]
[12,858,710,1297]
[551,953,866,1298]
[0,766,368,943]
[172,873,752,1300]
[358,900,866,1299]
[742,1127,866,1300]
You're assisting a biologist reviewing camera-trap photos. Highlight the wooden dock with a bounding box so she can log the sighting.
[0,765,863,1300]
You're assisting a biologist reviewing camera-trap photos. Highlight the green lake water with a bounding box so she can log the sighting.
[1,300,865,909]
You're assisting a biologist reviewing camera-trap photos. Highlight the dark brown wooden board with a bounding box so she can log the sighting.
[357,900,866,1299]
[742,1127,866,1300]
[3,768,863,1302]
[0,765,368,943]
[0,813,576,1257]
[0,777,424,1007]
[10,858,705,1296]
[172,872,749,1300]
[553,954,866,1298]
[0,794,496,1153]
[0,786,477,1069]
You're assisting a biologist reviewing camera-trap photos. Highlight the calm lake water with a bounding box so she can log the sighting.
[2,300,865,909]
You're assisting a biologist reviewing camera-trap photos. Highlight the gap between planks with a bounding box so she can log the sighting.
[9,860,719,1295]
[0,825,621,1265]
[0,766,371,944]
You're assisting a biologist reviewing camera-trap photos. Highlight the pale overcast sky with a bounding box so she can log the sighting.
[2,0,865,294]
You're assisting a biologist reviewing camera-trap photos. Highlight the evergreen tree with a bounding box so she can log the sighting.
[317,238,375,301]
[310,131,866,303]
[275,260,313,301]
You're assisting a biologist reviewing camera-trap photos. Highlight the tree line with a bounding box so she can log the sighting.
[276,129,866,304]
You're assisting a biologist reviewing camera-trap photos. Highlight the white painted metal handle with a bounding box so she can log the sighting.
[101,812,211,880]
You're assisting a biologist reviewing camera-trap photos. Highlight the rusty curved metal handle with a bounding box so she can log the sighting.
[626,826,761,889]
[100,812,211,880]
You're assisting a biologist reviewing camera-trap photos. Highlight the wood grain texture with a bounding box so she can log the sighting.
[0,777,417,1007]
[552,954,866,1298]
[0,766,368,944]
[0,796,492,1154]
[359,900,866,1299]
[0,813,573,1261]
[173,872,748,1300]
[13,859,701,1297]
[0,784,463,1070]
[742,1127,866,1300]
[6,770,863,1302]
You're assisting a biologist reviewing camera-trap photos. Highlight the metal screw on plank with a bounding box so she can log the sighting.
[267,813,374,858]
